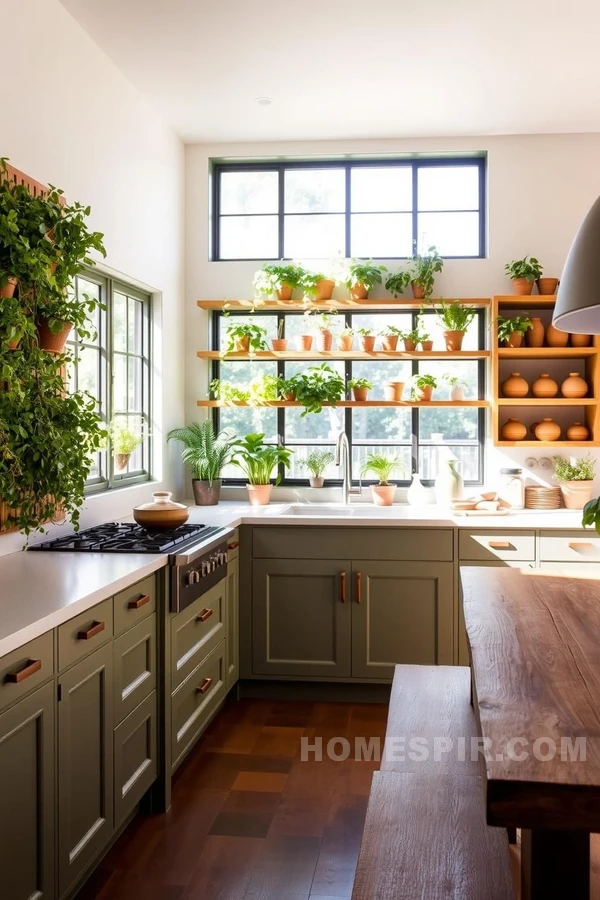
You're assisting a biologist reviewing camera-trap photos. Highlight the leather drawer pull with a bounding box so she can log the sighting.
[488,541,513,550]
[569,542,593,551]
[197,608,213,622]
[128,593,150,610]
[78,621,106,641]
[340,571,346,603]
[196,677,213,695]
[5,658,42,683]
[227,540,240,550]
[356,571,362,604]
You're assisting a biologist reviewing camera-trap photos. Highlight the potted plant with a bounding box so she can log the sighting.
[300,450,335,488]
[383,380,404,401]
[400,326,420,351]
[209,379,251,403]
[537,275,559,296]
[315,313,339,351]
[0,294,35,349]
[301,269,336,302]
[496,315,533,348]
[337,327,354,351]
[443,374,468,401]
[232,433,292,506]
[407,244,444,300]
[272,318,287,351]
[416,319,433,351]
[436,299,476,351]
[356,327,376,351]
[252,263,305,302]
[278,375,298,402]
[167,420,238,505]
[412,373,437,401]
[348,377,373,401]
[224,320,268,353]
[504,256,543,296]
[108,418,144,471]
[248,373,281,405]
[360,453,403,506]
[342,259,387,301]
[290,364,345,416]
[380,325,403,351]
[554,455,596,510]
[296,311,314,351]
[385,270,411,298]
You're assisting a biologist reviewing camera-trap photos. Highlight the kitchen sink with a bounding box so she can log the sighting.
[283,504,356,516]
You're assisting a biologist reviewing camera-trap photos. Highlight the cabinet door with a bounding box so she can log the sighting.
[114,691,157,828]
[252,559,351,678]
[226,556,239,689]
[351,561,454,679]
[58,642,113,898]
[0,681,55,900]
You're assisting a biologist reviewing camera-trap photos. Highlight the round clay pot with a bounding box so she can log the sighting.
[352,387,369,401]
[350,282,368,301]
[450,386,465,401]
[315,279,335,301]
[0,277,17,298]
[559,480,594,510]
[284,392,296,401]
[500,418,527,441]
[271,338,288,351]
[525,317,545,347]
[277,284,293,302]
[501,372,529,398]
[337,334,354,351]
[545,322,568,348]
[384,381,404,401]
[420,340,433,351]
[372,484,396,507]
[570,333,592,347]
[316,330,333,351]
[537,277,558,295]
[532,373,558,398]
[359,335,376,352]
[296,334,313,351]
[37,318,72,352]
[411,283,425,300]
[444,330,465,351]
[534,418,561,442]
[506,331,523,348]
[114,452,131,472]
[309,476,324,489]
[416,385,433,402]
[531,422,540,439]
[247,484,273,506]
[381,335,399,351]
[511,277,534,296]
[566,422,590,441]
[561,372,588,399]
[235,336,250,352]
[403,338,416,351]
[192,478,222,506]
[133,491,189,530]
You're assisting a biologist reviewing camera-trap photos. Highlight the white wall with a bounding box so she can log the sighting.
[0,0,185,554]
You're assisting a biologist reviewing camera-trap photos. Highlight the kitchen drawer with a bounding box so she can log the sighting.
[0,631,54,713]
[540,531,600,562]
[227,528,240,562]
[58,598,113,672]
[171,640,226,771]
[458,531,536,562]
[114,615,157,725]
[171,578,226,691]
[114,574,156,637]
[114,690,157,828]
[253,527,454,562]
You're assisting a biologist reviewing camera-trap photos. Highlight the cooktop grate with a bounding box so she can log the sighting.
[28,522,222,553]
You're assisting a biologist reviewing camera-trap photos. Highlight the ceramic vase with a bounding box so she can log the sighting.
[500,418,527,441]
[406,471,430,506]
[561,372,588,398]
[435,458,463,507]
[450,386,465,401]
[525,317,545,347]
[532,373,558,398]
[570,333,591,347]
[545,323,568,347]
[501,372,529,398]
[566,422,590,441]
[534,418,561,441]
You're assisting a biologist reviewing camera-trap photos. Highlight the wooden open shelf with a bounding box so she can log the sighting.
[497,346,595,359]
[497,398,597,406]
[197,297,491,311]
[198,350,490,361]
[495,440,600,448]
[494,294,557,308]
[197,399,488,409]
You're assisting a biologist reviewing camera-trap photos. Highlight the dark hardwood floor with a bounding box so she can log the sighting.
[77,698,388,900]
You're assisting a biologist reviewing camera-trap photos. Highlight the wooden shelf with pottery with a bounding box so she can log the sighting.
[196,297,491,311]
[495,440,600,448]
[197,349,491,361]
[197,399,489,409]
[496,397,597,406]
[497,346,596,359]
[493,294,557,309]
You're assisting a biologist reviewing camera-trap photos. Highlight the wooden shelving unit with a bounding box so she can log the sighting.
[198,350,490,361]
[197,399,489,409]
[197,297,491,311]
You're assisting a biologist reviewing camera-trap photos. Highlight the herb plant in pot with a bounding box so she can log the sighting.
[315,313,339,351]
[504,256,543,296]
[361,453,403,506]
[436,299,476,351]
[301,269,336,302]
[337,327,354,351]
[416,319,433,351]
[385,270,411,298]
[232,433,292,506]
[357,327,376,352]
[443,374,468,401]
[272,319,287,351]
[168,420,239,505]
[407,244,444,300]
[496,315,533,348]
[401,327,420,352]
[252,264,305,302]
[342,259,387,301]
[412,373,437,401]
[554,455,596,510]
[224,320,269,353]
[380,325,402,351]
[296,311,314,351]
[348,377,372,401]
[300,450,335,488]
[108,418,144,471]
[290,364,345,416]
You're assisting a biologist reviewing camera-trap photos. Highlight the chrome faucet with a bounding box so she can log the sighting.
[335,432,361,505]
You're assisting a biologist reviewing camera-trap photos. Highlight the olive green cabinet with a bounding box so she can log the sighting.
[0,681,55,900]
[226,555,239,688]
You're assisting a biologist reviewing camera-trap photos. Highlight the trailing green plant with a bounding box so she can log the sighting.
[232,433,292,485]
[553,454,596,482]
[209,379,251,403]
[108,418,144,455]
[286,364,345,416]
[407,244,443,299]
[504,255,543,282]
[315,312,340,332]
[495,315,533,343]
[347,377,373,391]
[223,319,268,353]
[385,271,411,298]
[341,259,387,292]
[360,453,403,484]
[436,299,476,332]
[300,450,335,479]
[0,294,36,347]
[252,264,306,297]
[400,326,421,344]
[167,420,239,484]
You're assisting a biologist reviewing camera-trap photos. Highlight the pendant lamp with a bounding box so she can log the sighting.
[553,194,600,333]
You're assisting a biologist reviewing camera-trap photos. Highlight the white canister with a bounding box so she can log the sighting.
[498,467,525,509]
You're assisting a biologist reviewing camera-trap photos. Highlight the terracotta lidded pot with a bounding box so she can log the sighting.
[500,418,527,441]
[133,491,189,531]
[532,373,558,398]
[534,418,561,442]
[566,422,590,441]
[537,277,559,295]
[561,372,588,398]
[570,333,592,347]
[545,322,569,348]
[501,372,529,398]
[525,317,545,347]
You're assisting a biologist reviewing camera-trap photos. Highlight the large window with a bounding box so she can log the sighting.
[67,270,152,491]
[212,309,486,486]
[213,157,486,261]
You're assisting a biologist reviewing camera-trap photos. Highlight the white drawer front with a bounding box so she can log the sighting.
[459,531,535,562]
[540,533,600,562]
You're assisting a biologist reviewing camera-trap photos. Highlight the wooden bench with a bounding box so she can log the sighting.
[352,665,515,900]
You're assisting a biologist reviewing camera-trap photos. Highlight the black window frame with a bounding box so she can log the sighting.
[212,156,486,262]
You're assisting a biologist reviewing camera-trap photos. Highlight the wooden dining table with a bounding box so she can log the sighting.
[461,565,600,900]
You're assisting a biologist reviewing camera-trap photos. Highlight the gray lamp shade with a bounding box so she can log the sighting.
[553,194,600,333]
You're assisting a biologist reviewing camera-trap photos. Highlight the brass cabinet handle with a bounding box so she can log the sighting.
[196,677,213,694]
[78,621,106,641]
[488,541,512,550]
[5,658,42,683]
[227,541,240,550]
[128,593,150,610]
[197,608,213,622]
[340,571,346,603]
[356,572,362,604]
[569,542,593,551]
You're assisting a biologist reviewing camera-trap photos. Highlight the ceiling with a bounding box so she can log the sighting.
[59,0,600,143]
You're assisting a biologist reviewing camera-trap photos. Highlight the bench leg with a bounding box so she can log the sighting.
[521,828,589,900]
[507,827,517,845]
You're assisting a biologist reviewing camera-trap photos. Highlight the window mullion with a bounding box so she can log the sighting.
[278,165,285,259]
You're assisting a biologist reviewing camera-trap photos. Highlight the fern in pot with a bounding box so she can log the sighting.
[300,450,335,488]
[232,433,292,506]
[168,421,239,505]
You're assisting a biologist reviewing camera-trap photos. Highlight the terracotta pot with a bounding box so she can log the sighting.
[545,322,569,348]
[337,334,354,351]
[352,387,369,402]
[384,381,404,401]
[444,330,465,351]
[561,372,588,399]
[500,418,527,441]
[511,277,534,296]
[530,422,540,439]
[350,282,368,301]
[501,372,529,398]
[277,284,293,302]
[534,418,561,442]
[37,318,72,352]
[420,340,434,351]
[114,452,131,472]
[505,331,523,348]
[271,338,288,351]
[6,337,21,350]
[416,385,433,402]
[566,422,590,441]
[411,282,425,300]
[450,386,465,401]
[192,479,222,506]
[560,481,594,510]
[0,277,17,298]
[316,330,333,351]
[314,279,335,301]
[381,335,399,351]
[570,333,592,347]
[133,491,189,530]
[532,373,558,398]
[537,277,558,295]
[372,484,396,507]
[296,334,313,351]
[284,391,296,401]
[309,476,324,489]
[359,335,376,352]
[525,317,545,347]
[247,484,273,506]
[235,336,250,352]
[403,338,416,351]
